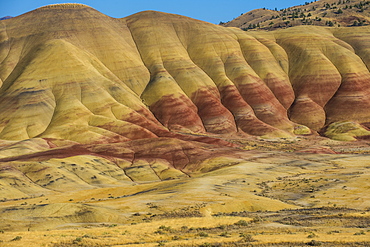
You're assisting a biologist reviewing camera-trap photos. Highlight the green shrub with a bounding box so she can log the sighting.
[239,233,256,242]
[234,220,248,226]
[197,231,209,237]
[11,236,22,241]
[354,230,366,235]
[306,240,322,246]
[307,233,318,238]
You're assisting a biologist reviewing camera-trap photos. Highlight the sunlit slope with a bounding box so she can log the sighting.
[0,4,370,142]
[266,26,370,132]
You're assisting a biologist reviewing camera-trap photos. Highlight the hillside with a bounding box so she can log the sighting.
[0,4,370,246]
[223,0,370,30]
[0,1,370,200]
[1,4,370,144]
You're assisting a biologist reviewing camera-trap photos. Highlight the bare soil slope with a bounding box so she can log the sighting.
[1,4,370,144]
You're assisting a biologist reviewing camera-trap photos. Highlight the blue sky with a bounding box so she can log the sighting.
[1,0,306,24]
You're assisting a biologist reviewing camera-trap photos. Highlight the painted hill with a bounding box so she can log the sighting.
[1,4,370,239]
[1,3,370,145]
[0,3,369,194]
[0,3,369,198]
[223,0,370,30]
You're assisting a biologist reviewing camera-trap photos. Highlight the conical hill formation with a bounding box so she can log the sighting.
[0,4,370,199]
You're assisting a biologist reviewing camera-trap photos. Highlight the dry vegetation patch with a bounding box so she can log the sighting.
[1,138,369,246]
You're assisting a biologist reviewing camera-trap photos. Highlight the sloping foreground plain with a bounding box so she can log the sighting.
[0,3,370,246]
[0,144,370,246]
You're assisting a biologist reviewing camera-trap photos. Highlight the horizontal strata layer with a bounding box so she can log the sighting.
[0,5,369,143]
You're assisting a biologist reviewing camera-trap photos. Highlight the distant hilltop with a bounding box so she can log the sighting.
[0,16,13,20]
[222,0,370,30]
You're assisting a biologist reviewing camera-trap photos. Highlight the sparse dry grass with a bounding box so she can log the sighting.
[1,209,369,246]
[1,138,369,246]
